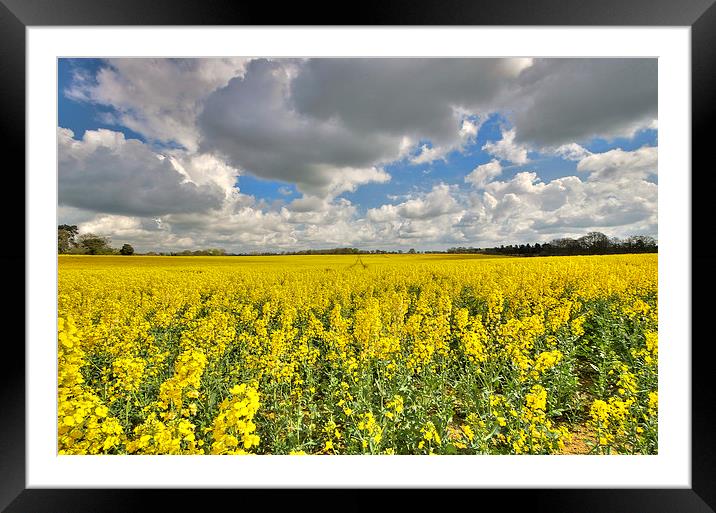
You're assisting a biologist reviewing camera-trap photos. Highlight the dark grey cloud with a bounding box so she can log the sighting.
[198,58,531,197]
[509,59,657,147]
[289,58,524,145]
[58,128,224,217]
[198,59,395,197]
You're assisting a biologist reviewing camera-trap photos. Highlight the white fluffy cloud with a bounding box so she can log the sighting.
[465,160,503,189]
[577,146,657,181]
[65,147,656,252]
[360,146,657,249]
[459,146,658,243]
[168,152,240,195]
[553,143,592,161]
[482,128,529,164]
[364,185,465,244]
[367,184,461,222]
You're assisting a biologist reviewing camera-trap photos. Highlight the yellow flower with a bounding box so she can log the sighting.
[57,253,657,455]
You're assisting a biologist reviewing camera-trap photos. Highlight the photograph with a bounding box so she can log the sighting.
[56,56,659,456]
[1,0,710,505]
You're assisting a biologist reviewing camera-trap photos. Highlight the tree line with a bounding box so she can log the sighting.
[446,232,657,256]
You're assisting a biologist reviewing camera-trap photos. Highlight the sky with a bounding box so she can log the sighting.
[57,58,658,253]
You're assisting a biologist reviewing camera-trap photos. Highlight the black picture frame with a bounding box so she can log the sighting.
[2,0,713,511]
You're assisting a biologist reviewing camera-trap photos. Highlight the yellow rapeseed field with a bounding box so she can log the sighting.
[57,253,657,455]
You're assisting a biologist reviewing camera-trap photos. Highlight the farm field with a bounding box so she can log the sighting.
[57,253,657,455]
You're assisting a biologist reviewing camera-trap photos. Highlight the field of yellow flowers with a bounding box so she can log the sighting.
[57,253,657,455]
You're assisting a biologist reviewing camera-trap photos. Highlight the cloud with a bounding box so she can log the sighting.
[482,128,529,164]
[64,144,657,253]
[65,57,657,197]
[156,191,366,251]
[396,184,462,220]
[552,143,592,161]
[198,59,397,197]
[167,152,239,194]
[367,184,461,222]
[410,117,484,165]
[362,185,467,245]
[58,58,659,252]
[410,145,447,165]
[65,58,248,151]
[289,59,529,145]
[58,128,225,216]
[66,57,658,172]
[507,59,657,147]
[465,159,503,189]
[459,147,658,243]
[287,195,330,213]
[198,59,531,197]
[577,146,657,181]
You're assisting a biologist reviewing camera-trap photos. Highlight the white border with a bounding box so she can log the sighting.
[27,26,690,488]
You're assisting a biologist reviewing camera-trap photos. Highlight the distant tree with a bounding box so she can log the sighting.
[58,224,79,253]
[578,231,610,254]
[471,231,657,257]
[408,248,416,254]
[119,244,135,255]
[550,237,580,255]
[77,233,114,255]
[624,235,657,253]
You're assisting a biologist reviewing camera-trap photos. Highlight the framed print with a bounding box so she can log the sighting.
[3,0,714,511]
